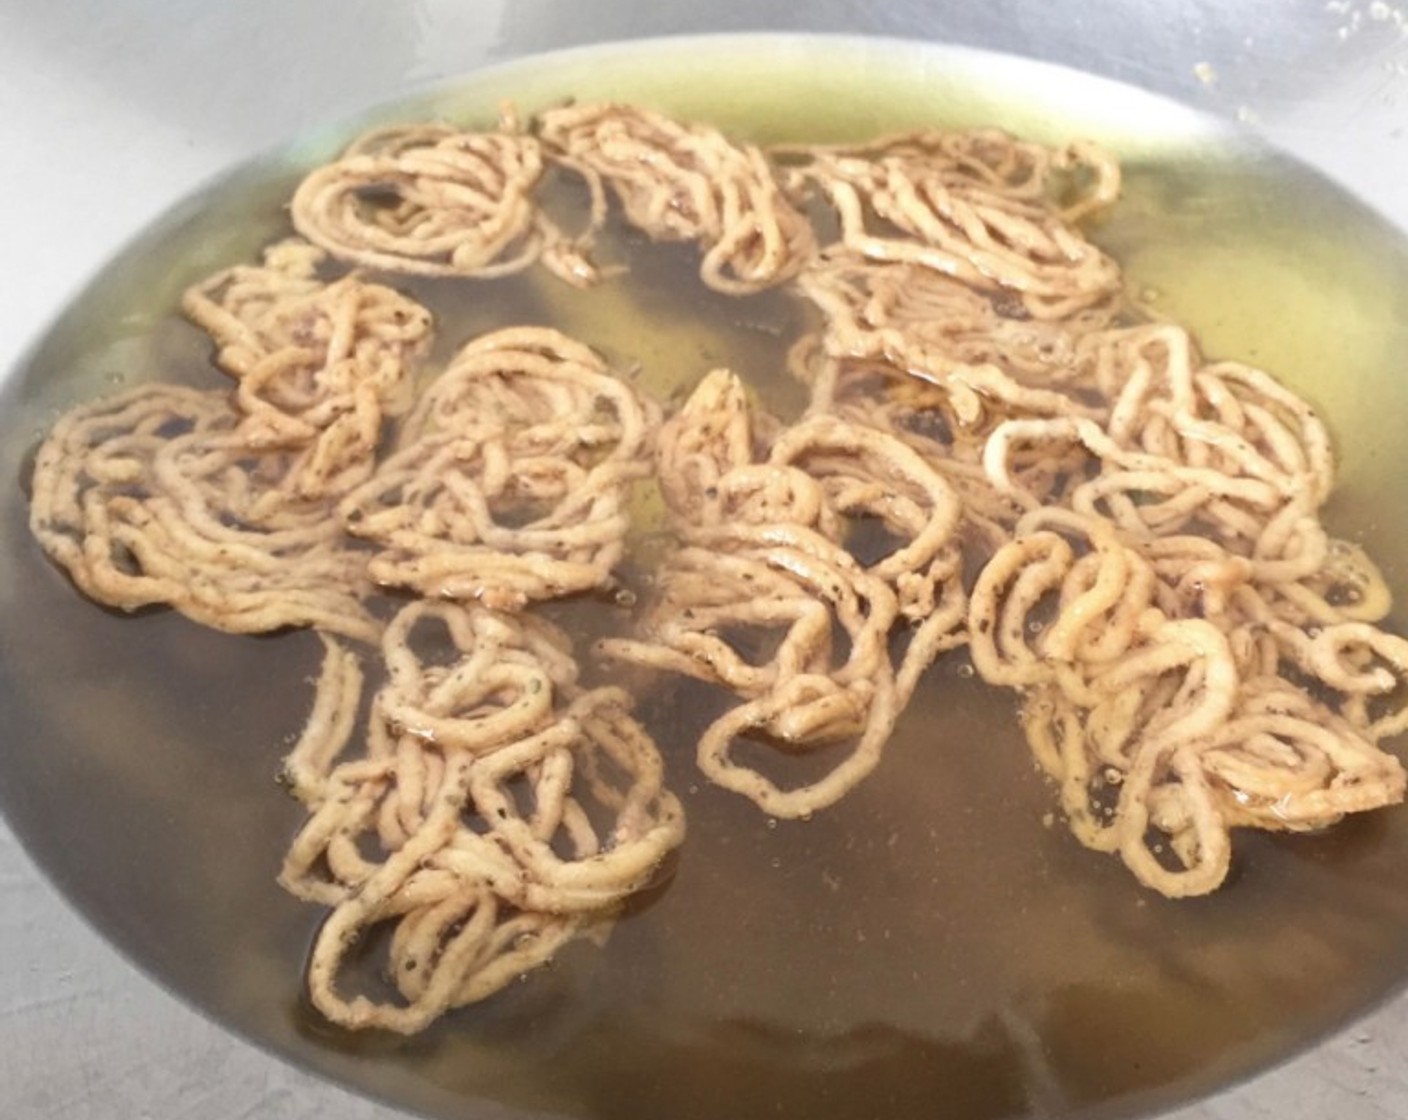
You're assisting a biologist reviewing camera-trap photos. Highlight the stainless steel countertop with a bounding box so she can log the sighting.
[3,2,1408,1117]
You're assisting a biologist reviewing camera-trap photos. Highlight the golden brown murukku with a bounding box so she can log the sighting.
[539,102,816,294]
[290,119,597,285]
[182,239,434,501]
[29,383,380,642]
[600,370,966,818]
[279,603,684,1033]
[338,327,658,610]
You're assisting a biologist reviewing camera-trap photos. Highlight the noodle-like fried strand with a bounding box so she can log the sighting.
[969,512,1406,896]
[602,370,965,817]
[29,383,380,642]
[787,129,1122,318]
[538,102,816,294]
[339,327,658,610]
[182,239,434,501]
[283,601,684,1033]
[291,118,597,286]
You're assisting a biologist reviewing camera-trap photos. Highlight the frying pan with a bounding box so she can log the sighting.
[3,2,1407,1118]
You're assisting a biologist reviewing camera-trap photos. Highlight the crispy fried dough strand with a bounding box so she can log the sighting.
[338,327,659,610]
[290,119,598,286]
[281,606,685,1034]
[182,239,434,501]
[600,370,967,818]
[538,102,816,294]
[28,383,380,642]
[787,129,1122,318]
[779,123,1404,897]
[967,505,1404,896]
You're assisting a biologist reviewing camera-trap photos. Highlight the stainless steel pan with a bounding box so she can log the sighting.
[2,3,1405,1118]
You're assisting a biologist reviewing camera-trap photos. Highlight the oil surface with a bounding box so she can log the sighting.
[5,35,1408,1120]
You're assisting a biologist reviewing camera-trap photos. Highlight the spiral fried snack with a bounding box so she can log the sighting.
[182,239,435,501]
[778,124,1408,894]
[279,604,685,1034]
[601,370,966,817]
[797,259,1118,425]
[965,318,1407,896]
[537,102,816,294]
[785,247,1127,556]
[290,120,597,286]
[970,516,1407,897]
[28,384,380,642]
[794,356,1035,553]
[339,327,658,610]
[788,128,1121,319]
[980,323,1334,534]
